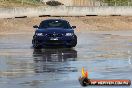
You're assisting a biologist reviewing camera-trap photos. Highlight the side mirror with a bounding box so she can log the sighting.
[72,26,76,29]
[33,25,38,28]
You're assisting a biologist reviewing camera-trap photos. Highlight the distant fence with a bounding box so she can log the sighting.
[0,6,132,18]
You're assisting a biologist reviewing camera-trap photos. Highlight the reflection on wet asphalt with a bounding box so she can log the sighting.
[33,49,77,73]
[0,33,132,88]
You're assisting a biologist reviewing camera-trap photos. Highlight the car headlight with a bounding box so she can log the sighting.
[66,33,74,36]
[36,33,43,36]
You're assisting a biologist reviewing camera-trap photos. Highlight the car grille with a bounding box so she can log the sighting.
[46,34,63,37]
[46,40,64,44]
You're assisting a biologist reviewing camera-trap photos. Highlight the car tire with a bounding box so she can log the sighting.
[33,44,42,49]
[72,35,77,47]
[32,39,42,49]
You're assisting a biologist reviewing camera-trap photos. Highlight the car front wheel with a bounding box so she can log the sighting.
[32,39,42,49]
[72,35,77,47]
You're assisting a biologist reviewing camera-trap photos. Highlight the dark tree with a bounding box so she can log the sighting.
[46,1,64,6]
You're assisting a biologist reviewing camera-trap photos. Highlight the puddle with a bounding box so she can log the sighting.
[0,33,131,88]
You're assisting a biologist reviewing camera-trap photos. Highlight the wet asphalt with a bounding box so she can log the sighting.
[0,32,132,88]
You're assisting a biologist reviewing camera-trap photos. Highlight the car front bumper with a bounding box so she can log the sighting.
[32,36,77,47]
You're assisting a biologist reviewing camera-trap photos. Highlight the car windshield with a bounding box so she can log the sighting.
[39,20,72,29]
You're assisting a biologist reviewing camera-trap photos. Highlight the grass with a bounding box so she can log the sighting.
[102,0,132,6]
[0,0,45,7]
[0,0,132,7]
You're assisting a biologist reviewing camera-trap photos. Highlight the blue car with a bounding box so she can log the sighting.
[32,19,77,49]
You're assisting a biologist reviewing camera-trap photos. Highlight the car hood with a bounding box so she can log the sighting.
[36,28,74,34]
